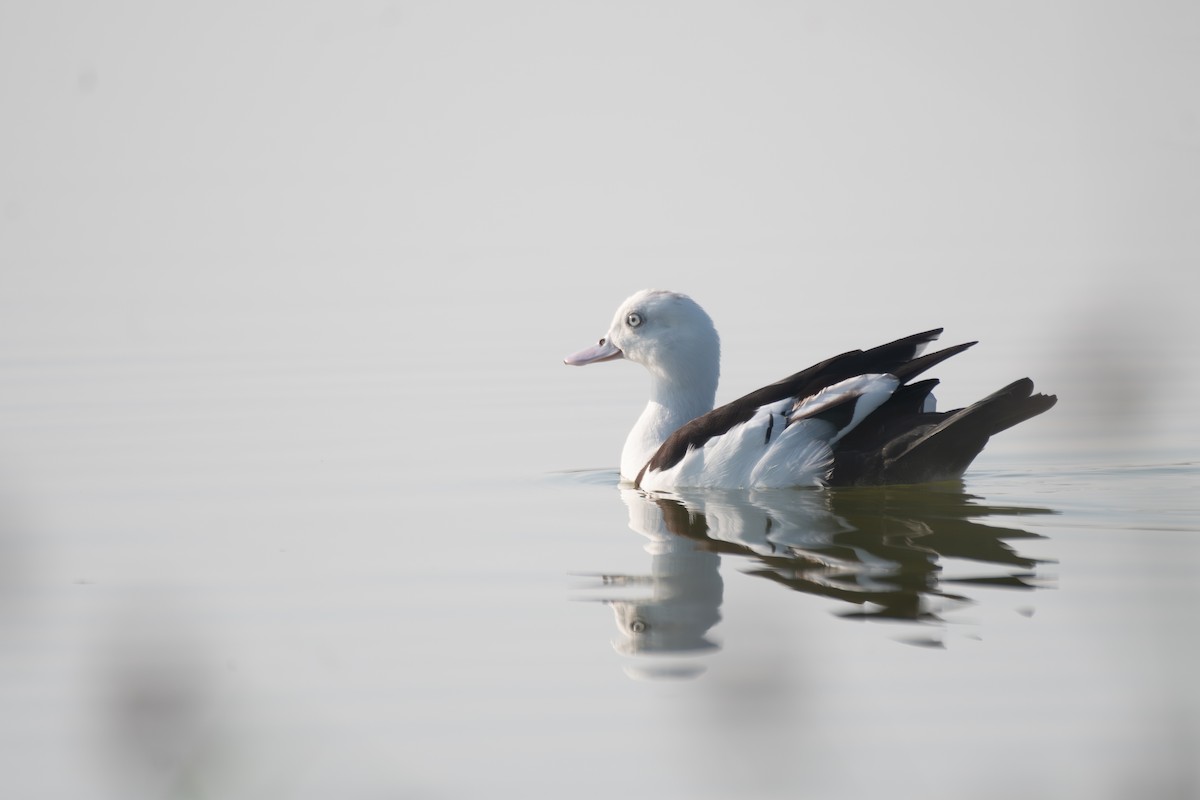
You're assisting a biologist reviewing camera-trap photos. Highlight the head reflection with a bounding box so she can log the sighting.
[584,483,1053,676]
[592,492,724,671]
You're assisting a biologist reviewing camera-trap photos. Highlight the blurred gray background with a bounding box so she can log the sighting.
[3,1,1197,454]
[1,3,1198,799]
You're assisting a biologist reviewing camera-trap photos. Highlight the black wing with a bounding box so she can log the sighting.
[635,328,971,486]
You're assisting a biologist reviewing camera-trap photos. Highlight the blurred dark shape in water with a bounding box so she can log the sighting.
[578,483,1054,677]
[1050,282,1195,457]
[95,605,225,800]
[0,517,30,618]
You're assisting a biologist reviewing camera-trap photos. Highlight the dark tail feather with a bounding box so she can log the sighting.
[882,379,1058,484]
[972,378,1059,435]
[890,341,976,384]
[861,327,944,362]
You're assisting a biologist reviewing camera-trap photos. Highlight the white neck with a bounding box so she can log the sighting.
[620,370,718,481]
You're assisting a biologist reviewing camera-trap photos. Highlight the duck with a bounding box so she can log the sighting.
[564,289,1056,491]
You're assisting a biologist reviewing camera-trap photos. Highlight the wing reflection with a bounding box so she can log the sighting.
[580,482,1055,674]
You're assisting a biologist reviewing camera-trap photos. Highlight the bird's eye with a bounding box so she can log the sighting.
[630,619,648,633]
[627,312,643,328]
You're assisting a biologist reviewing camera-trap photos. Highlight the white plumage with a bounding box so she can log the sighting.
[565,289,1056,490]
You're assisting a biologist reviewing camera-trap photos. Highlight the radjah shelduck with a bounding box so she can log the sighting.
[565,289,1056,491]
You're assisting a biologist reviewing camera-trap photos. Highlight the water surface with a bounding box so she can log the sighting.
[2,4,1198,798]
[1,328,1196,800]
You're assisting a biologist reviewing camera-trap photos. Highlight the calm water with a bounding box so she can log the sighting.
[0,311,1196,800]
[4,5,1198,798]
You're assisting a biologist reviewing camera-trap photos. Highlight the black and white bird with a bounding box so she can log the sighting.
[564,289,1056,491]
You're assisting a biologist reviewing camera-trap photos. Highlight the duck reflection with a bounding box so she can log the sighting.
[582,483,1053,672]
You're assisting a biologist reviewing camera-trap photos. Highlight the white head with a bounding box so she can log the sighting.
[564,289,721,394]
[566,290,722,479]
